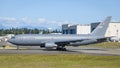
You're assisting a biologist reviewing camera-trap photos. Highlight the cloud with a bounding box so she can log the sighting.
[38,18,47,23]
[0,17,18,28]
[0,17,28,29]
[36,18,71,29]
[0,17,71,29]
[0,17,16,22]
[21,17,31,23]
[37,18,69,26]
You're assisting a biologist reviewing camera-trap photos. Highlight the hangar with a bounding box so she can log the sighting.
[62,24,91,34]
[62,22,120,42]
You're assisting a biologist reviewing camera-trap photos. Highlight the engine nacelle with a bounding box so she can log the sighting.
[40,43,57,48]
[110,37,120,42]
[70,39,97,46]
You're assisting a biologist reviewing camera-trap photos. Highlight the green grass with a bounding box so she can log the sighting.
[0,42,120,68]
[82,42,120,48]
[0,54,120,68]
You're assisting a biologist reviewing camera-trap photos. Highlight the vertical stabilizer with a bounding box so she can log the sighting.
[91,16,112,37]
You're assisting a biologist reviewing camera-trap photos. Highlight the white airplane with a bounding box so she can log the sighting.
[8,16,112,50]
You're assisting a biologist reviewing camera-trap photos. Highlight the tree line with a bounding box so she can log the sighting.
[0,28,61,36]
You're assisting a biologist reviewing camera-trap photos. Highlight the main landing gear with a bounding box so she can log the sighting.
[56,46,67,51]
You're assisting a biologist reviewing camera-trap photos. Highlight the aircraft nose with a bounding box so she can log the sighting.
[8,39,14,43]
[8,36,16,43]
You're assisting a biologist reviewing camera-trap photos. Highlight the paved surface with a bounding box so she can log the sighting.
[0,41,120,56]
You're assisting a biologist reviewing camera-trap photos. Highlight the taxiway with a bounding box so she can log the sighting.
[0,41,120,56]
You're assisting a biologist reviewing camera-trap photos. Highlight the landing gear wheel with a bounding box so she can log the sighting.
[62,48,67,51]
[56,46,67,51]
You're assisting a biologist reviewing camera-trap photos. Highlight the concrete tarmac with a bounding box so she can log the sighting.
[0,41,120,56]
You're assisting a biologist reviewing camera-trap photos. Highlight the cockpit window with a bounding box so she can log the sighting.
[11,36,15,39]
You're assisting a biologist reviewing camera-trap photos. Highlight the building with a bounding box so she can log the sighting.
[62,24,91,34]
[62,22,120,42]
[62,24,69,34]
[62,22,120,36]
[106,22,120,37]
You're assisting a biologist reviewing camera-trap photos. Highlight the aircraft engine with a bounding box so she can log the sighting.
[40,43,57,48]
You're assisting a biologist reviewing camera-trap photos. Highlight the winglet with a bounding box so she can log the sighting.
[91,16,112,37]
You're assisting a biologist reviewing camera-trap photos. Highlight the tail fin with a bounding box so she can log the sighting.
[91,16,112,37]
